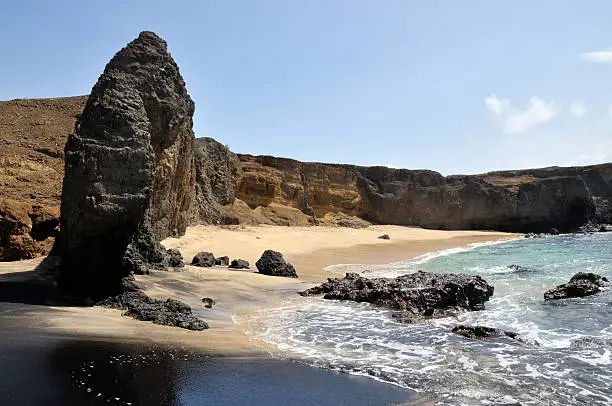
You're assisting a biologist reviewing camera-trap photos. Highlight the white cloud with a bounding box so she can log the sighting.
[486,96,556,134]
[484,94,509,115]
[581,47,612,63]
[569,101,586,118]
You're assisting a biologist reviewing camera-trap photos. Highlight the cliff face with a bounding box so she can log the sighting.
[190,137,240,225]
[236,154,363,217]
[59,32,196,297]
[234,156,610,233]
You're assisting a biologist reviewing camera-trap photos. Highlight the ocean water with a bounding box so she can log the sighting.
[246,233,612,405]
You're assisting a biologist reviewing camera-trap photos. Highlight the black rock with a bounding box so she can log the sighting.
[256,250,298,278]
[301,271,494,321]
[228,259,250,269]
[550,228,560,235]
[378,234,391,240]
[167,248,184,268]
[576,222,600,234]
[201,297,216,308]
[98,291,208,331]
[57,31,196,299]
[508,264,537,273]
[452,325,539,346]
[214,256,229,266]
[191,252,215,267]
[544,272,609,300]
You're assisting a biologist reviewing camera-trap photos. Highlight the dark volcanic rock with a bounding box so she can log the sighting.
[256,250,298,278]
[191,252,215,267]
[452,325,539,346]
[544,272,609,300]
[99,291,208,330]
[301,271,494,320]
[201,297,216,308]
[508,264,537,273]
[228,259,249,269]
[167,248,184,268]
[58,31,196,298]
[378,234,390,240]
[214,256,229,266]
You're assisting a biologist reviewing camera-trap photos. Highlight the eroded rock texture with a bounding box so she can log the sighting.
[58,31,195,298]
[256,250,297,278]
[301,271,494,322]
[544,272,609,300]
[0,199,59,261]
[190,137,240,225]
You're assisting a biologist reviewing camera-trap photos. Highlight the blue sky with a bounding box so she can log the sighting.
[1,1,611,174]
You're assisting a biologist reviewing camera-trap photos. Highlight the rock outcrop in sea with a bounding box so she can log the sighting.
[544,272,609,300]
[451,325,539,346]
[58,31,196,299]
[300,271,494,322]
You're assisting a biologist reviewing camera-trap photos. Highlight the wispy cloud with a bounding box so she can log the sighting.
[581,47,612,63]
[569,101,586,118]
[484,94,509,116]
[485,95,556,134]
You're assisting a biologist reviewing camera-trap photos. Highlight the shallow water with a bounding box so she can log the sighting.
[247,233,612,405]
[0,336,414,405]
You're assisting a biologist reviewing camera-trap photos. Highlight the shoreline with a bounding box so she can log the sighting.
[0,225,517,356]
[0,225,516,405]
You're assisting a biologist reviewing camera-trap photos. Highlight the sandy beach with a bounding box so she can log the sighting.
[0,225,516,405]
[0,225,516,355]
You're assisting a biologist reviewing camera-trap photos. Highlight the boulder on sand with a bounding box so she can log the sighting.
[191,252,215,267]
[256,250,298,278]
[99,291,208,330]
[228,259,249,269]
[214,256,229,266]
[167,248,184,268]
[544,272,609,300]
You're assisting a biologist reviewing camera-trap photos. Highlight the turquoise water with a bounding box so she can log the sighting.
[247,233,612,405]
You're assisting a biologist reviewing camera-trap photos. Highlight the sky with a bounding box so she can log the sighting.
[1,1,611,174]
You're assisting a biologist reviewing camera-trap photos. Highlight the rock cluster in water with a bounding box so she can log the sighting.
[58,31,196,298]
[544,272,609,300]
[300,271,494,321]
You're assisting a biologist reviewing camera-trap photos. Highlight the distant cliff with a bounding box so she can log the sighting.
[235,155,610,233]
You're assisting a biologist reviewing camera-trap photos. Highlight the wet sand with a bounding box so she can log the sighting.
[0,225,515,405]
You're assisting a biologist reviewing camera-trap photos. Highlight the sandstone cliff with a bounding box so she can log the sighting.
[235,156,610,233]
[58,31,196,297]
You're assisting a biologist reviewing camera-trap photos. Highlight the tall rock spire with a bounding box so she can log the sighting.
[59,31,195,298]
